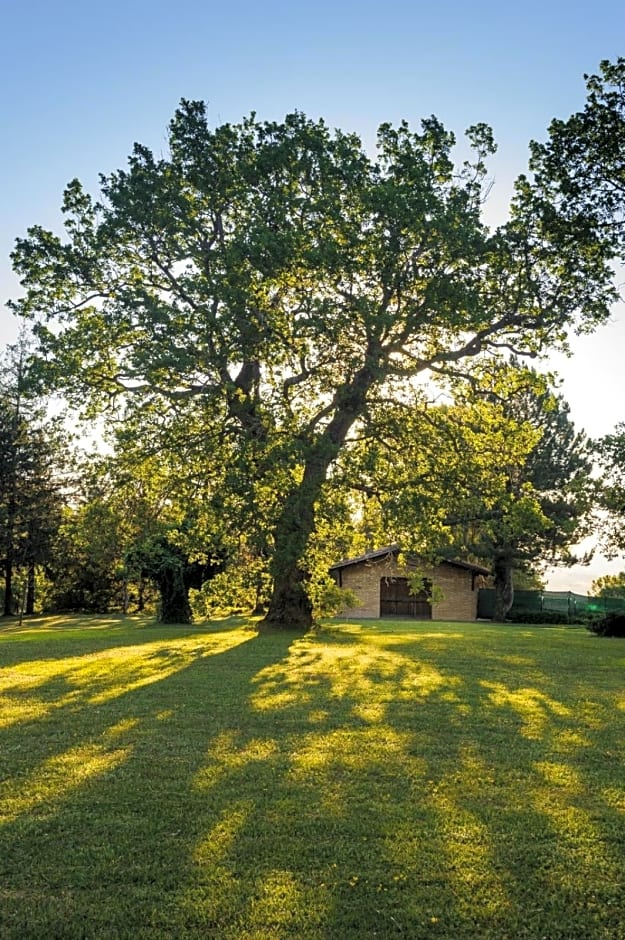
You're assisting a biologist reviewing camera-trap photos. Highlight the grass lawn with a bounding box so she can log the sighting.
[1,614,624,938]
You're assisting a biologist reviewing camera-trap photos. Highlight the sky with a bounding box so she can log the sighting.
[1,0,624,592]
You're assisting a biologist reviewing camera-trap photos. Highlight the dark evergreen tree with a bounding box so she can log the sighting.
[0,340,68,615]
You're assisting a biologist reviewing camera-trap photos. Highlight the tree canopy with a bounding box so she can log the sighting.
[590,571,625,599]
[10,102,618,628]
[530,57,625,258]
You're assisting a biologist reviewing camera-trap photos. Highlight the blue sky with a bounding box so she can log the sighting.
[1,0,624,589]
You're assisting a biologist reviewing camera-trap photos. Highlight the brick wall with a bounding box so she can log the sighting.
[336,553,479,621]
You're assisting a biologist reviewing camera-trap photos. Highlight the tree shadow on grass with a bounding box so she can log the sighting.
[201,624,625,937]
[1,622,625,938]
[362,626,625,937]
[0,625,299,935]
[0,614,193,668]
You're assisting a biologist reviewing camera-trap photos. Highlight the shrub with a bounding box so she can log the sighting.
[568,612,596,625]
[190,570,257,618]
[508,609,569,624]
[586,611,625,637]
[312,580,361,618]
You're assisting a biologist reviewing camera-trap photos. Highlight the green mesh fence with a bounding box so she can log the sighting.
[477,589,625,620]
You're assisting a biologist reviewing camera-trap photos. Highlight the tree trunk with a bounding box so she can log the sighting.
[260,437,330,631]
[492,557,514,621]
[25,562,36,615]
[260,480,317,630]
[260,362,378,631]
[2,378,20,618]
[3,544,14,616]
[157,567,192,624]
[262,565,313,630]
[251,580,266,617]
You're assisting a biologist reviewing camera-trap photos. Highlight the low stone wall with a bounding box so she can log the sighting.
[335,553,480,621]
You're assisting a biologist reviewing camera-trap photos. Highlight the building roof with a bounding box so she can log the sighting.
[329,544,490,576]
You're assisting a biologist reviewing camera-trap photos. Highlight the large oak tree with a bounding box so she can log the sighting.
[11,103,617,629]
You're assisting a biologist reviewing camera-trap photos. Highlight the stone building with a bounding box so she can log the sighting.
[330,544,489,621]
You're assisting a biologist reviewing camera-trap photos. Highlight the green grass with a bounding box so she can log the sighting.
[1,613,624,938]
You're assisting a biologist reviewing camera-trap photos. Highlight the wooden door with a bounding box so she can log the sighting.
[380,577,432,619]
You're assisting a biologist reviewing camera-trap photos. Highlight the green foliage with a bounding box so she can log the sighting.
[406,568,444,605]
[309,579,360,618]
[530,58,625,260]
[302,490,369,618]
[46,500,126,612]
[127,532,227,623]
[513,569,547,591]
[590,571,625,598]
[587,611,625,637]
[594,429,625,557]
[481,373,594,619]
[190,567,261,619]
[127,534,193,623]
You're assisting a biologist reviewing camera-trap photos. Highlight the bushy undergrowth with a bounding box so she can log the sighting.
[190,571,258,618]
[508,609,615,627]
[310,579,360,617]
[587,610,625,637]
[190,575,360,621]
[508,609,569,624]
